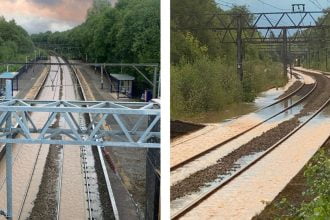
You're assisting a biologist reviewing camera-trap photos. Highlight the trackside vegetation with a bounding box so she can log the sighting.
[0,17,36,72]
[171,0,286,119]
[31,0,160,97]
[295,10,330,72]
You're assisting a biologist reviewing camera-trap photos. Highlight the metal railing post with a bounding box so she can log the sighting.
[5,79,13,220]
[152,66,158,98]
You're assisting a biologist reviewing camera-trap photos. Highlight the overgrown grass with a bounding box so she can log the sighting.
[273,148,330,219]
[171,56,286,119]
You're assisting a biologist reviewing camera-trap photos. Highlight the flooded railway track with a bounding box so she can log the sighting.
[65,57,118,219]
[171,69,330,219]
[171,71,315,171]
[0,56,117,219]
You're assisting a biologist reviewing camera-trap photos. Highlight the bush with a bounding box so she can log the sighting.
[298,150,330,219]
[171,56,285,119]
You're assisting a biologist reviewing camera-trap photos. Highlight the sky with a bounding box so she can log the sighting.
[216,0,330,12]
[216,0,330,36]
[0,0,98,34]
[1,0,329,35]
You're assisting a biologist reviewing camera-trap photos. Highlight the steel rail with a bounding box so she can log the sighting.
[16,144,43,220]
[56,147,64,220]
[80,144,93,219]
[171,81,330,220]
[171,72,316,171]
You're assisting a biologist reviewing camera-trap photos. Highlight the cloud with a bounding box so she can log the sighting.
[2,12,77,34]
[28,0,63,6]
[0,0,93,33]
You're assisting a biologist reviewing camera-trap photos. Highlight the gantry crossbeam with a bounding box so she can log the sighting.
[173,11,330,43]
[0,99,160,148]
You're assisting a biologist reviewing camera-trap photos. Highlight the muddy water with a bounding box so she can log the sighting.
[180,77,299,124]
[177,104,330,219]
[171,72,314,168]
[170,90,313,185]
[0,56,88,220]
[0,61,52,220]
[55,57,87,220]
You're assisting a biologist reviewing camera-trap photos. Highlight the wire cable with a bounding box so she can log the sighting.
[309,0,323,10]
[255,0,287,11]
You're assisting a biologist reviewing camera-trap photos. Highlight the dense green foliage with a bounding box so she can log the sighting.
[298,150,330,218]
[171,0,286,119]
[31,0,160,96]
[0,17,36,72]
[294,10,330,72]
[274,149,330,219]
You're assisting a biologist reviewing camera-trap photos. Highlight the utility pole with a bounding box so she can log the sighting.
[237,14,243,81]
[326,48,328,70]
[5,80,13,220]
[282,28,288,77]
[25,56,28,71]
[101,65,104,89]
[152,66,158,98]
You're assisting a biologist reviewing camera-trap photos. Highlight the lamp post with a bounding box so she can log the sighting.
[25,56,29,71]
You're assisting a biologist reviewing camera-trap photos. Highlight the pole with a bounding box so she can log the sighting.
[282,28,288,77]
[152,66,158,99]
[237,14,243,81]
[308,49,311,68]
[157,70,161,98]
[324,48,328,70]
[25,56,28,71]
[5,79,13,220]
[101,65,104,89]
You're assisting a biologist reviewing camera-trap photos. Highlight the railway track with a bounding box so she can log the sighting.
[0,58,51,220]
[0,55,117,219]
[65,56,119,219]
[171,71,316,171]
[171,69,330,219]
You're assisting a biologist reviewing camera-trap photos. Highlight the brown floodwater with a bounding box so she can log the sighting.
[172,103,330,219]
[0,56,93,219]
